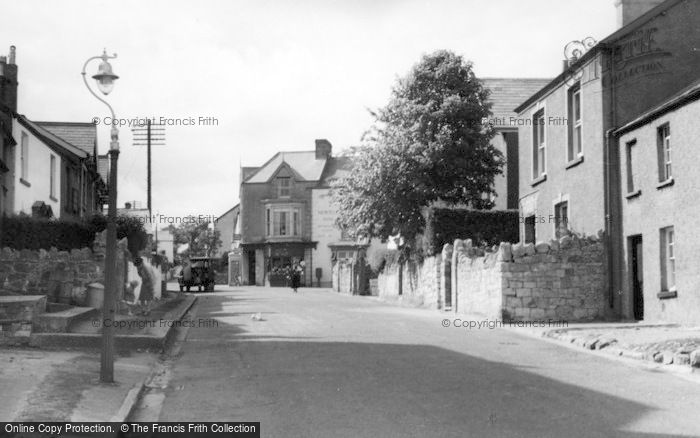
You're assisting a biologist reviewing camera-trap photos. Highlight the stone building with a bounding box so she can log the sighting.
[616,81,700,323]
[239,139,381,288]
[514,0,700,318]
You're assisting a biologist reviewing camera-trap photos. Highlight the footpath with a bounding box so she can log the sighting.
[508,321,700,371]
[0,285,196,422]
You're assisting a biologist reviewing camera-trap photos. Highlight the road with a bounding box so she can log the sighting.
[144,285,700,437]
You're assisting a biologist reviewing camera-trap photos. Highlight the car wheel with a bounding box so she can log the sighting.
[179,285,183,292]
[186,285,191,292]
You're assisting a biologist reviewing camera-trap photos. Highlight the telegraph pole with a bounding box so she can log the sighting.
[132,120,165,218]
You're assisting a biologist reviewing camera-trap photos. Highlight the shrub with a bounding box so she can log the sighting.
[368,248,403,274]
[420,208,519,256]
[87,213,149,258]
[0,215,95,250]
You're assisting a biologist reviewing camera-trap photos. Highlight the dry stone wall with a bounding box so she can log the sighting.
[376,233,608,322]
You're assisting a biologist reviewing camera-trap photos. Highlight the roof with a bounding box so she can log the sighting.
[244,151,327,183]
[217,203,240,219]
[35,121,96,156]
[615,78,700,136]
[318,156,352,187]
[514,0,682,113]
[15,115,89,160]
[481,78,552,128]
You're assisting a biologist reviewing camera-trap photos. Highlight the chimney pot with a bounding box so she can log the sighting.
[125,202,132,209]
[9,46,15,65]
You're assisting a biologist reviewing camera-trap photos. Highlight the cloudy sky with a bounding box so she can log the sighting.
[0,0,617,224]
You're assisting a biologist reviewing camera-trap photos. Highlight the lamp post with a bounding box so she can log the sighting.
[82,50,120,383]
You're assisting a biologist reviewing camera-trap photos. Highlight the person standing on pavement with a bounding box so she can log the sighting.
[290,260,303,293]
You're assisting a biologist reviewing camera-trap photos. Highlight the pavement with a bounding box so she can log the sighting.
[137,285,700,437]
[0,284,197,423]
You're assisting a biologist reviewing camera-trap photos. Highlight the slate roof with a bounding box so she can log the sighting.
[15,115,88,159]
[318,156,352,188]
[615,78,700,136]
[35,121,96,156]
[244,151,327,183]
[481,78,552,129]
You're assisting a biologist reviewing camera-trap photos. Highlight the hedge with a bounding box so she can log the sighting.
[0,215,95,251]
[420,208,519,256]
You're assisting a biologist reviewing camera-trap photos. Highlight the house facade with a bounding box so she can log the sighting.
[481,78,551,210]
[240,139,381,288]
[515,0,700,319]
[10,116,103,220]
[213,204,240,257]
[616,82,700,324]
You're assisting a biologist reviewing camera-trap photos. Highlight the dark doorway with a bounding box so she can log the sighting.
[629,235,644,320]
[248,251,256,286]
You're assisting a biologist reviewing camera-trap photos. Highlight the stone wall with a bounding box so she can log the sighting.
[376,234,607,322]
[0,232,130,306]
[377,255,442,309]
[332,261,354,294]
[452,235,607,321]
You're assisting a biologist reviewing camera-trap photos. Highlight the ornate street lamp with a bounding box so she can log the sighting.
[82,49,120,383]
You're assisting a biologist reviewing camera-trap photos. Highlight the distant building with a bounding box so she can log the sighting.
[239,139,381,287]
[213,204,240,257]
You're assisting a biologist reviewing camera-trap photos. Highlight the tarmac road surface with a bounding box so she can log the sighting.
[150,285,700,438]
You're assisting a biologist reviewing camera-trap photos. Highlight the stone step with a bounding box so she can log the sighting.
[0,295,47,322]
[33,306,98,333]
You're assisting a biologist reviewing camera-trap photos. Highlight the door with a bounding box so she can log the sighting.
[630,235,644,320]
[248,251,256,286]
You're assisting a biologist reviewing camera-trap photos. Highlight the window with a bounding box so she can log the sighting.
[554,201,569,238]
[50,155,56,198]
[277,177,291,197]
[266,205,301,237]
[532,109,546,178]
[625,140,637,193]
[20,132,28,181]
[660,226,675,292]
[657,124,671,182]
[567,83,582,161]
[524,215,536,244]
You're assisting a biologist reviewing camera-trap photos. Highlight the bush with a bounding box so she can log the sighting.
[368,248,403,274]
[87,213,149,257]
[0,215,95,250]
[420,208,519,256]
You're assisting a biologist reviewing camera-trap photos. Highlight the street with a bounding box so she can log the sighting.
[131,285,700,437]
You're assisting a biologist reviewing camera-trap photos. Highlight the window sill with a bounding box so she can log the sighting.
[625,189,641,200]
[657,289,677,299]
[656,178,674,190]
[565,155,584,169]
[531,174,547,187]
[49,195,58,202]
[20,178,31,187]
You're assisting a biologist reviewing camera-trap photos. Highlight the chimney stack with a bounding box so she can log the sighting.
[0,45,18,120]
[614,0,665,28]
[315,139,332,160]
[124,202,132,209]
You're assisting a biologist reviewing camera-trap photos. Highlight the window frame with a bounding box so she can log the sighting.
[49,154,57,199]
[659,226,676,293]
[567,83,583,162]
[20,131,29,181]
[554,201,569,238]
[265,204,302,238]
[657,124,671,182]
[532,109,546,180]
[277,177,291,198]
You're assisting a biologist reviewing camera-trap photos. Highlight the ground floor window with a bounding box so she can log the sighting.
[524,215,536,244]
[659,226,675,292]
[554,201,569,238]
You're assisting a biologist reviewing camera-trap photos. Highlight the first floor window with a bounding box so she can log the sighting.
[266,205,301,237]
[567,83,582,161]
[657,124,671,181]
[532,109,546,178]
[50,155,56,198]
[660,226,675,291]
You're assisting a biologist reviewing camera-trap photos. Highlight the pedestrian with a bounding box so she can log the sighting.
[290,261,302,293]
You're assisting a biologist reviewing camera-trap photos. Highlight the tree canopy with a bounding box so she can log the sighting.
[332,50,503,245]
[169,220,222,262]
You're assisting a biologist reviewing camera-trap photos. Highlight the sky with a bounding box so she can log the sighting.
[0,0,618,225]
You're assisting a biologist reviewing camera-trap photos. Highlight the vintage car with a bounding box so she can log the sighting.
[178,257,216,292]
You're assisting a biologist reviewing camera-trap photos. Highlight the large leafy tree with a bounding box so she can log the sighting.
[169,221,222,261]
[333,50,503,245]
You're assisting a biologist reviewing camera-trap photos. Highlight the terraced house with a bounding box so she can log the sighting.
[515,0,700,322]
